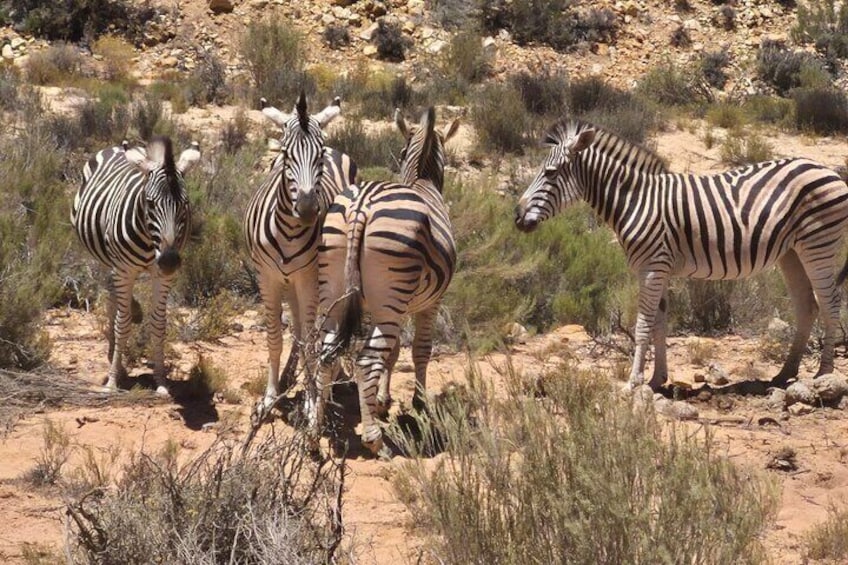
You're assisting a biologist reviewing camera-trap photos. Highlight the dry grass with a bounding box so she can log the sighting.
[805,506,848,561]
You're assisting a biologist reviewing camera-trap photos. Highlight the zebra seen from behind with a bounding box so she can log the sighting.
[316,107,459,457]
[244,92,356,412]
[71,136,201,395]
[515,119,848,391]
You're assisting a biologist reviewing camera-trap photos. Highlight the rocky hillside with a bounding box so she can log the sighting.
[1,0,805,93]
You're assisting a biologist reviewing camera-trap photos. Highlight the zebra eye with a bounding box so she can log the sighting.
[544,166,559,179]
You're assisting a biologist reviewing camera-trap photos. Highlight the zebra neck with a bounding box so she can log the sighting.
[580,149,652,229]
[271,165,296,217]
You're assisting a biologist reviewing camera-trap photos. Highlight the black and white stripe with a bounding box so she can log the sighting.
[71,136,200,394]
[244,93,354,409]
[516,120,848,390]
[315,107,460,456]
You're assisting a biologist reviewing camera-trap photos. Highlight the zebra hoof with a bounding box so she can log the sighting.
[362,436,389,459]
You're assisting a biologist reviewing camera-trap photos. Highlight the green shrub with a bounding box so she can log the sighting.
[505,0,578,51]
[220,110,250,155]
[9,0,157,43]
[131,90,164,141]
[720,131,774,166]
[242,17,313,104]
[670,24,692,48]
[183,49,231,107]
[325,120,403,170]
[706,102,746,129]
[567,76,658,144]
[510,69,568,117]
[392,365,778,564]
[471,82,530,153]
[637,61,712,107]
[670,280,735,334]
[701,49,730,89]
[373,19,411,62]
[742,95,794,125]
[23,420,71,487]
[92,35,135,84]
[792,86,848,134]
[444,30,490,83]
[757,39,830,95]
[78,89,131,147]
[25,43,85,85]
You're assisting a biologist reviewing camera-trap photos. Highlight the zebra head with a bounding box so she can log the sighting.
[125,137,200,276]
[260,93,341,223]
[395,107,460,192]
[515,122,596,233]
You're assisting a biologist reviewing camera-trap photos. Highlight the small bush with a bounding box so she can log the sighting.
[510,69,568,116]
[220,110,250,155]
[716,4,736,30]
[637,61,712,107]
[323,23,351,49]
[131,90,164,141]
[444,30,490,83]
[805,506,848,561]
[792,86,848,134]
[324,120,404,170]
[757,40,830,95]
[670,24,692,48]
[243,17,313,104]
[701,49,730,89]
[373,19,411,62]
[720,132,774,166]
[793,0,848,61]
[471,82,530,153]
[92,35,134,83]
[507,0,579,51]
[742,95,794,125]
[176,292,242,343]
[576,8,618,44]
[184,49,231,107]
[65,431,348,564]
[674,0,692,12]
[392,365,778,563]
[567,76,659,144]
[78,89,131,146]
[25,43,85,85]
[23,420,71,487]
[706,102,746,129]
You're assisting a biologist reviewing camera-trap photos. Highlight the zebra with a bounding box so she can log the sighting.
[315,107,460,457]
[244,92,356,411]
[515,119,848,391]
[71,136,201,395]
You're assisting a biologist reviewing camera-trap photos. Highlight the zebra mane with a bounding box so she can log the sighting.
[544,120,668,174]
[296,91,309,132]
[148,136,182,197]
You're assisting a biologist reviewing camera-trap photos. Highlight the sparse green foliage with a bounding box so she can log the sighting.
[742,95,794,125]
[23,420,71,487]
[568,76,658,144]
[671,24,692,48]
[637,60,712,107]
[706,102,746,129]
[325,120,404,170]
[804,506,848,561]
[720,131,773,166]
[392,364,778,564]
[510,69,569,117]
[671,280,736,334]
[243,17,313,104]
[686,338,716,367]
[8,0,157,43]
[131,90,164,141]
[444,30,490,84]
[701,49,730,89]
[792,87,848,134]
[757,40,830,95]
[793,0,848,61]
[92,35,135,84]
[471,82,530,153]
[323,24,351,49]
[184,49,231,107]
[25,43,85,85]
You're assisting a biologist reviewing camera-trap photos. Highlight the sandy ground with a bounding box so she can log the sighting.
[2,308,848,563]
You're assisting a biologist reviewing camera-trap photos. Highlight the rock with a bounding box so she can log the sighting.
[363,45,378,56]
[160,56,178,68]
[482,36,497,53]
[505,322,529,344]
[693,373,705,383]
[657,398,699,420]
[812,373,848,402]
[10,37,25,50]
[706,362,729,386]
[250,0,269,7]
[766,388,787,411]
[332,0,356,5]
[1,44,13,60]
[360,21,379,41]
[767,317,790,335]
[402,20,415,34]
[322,13,336,25]
[427,39,447,54]
[789,402,814,416]
[209,0,234,14]
[785,381,816,406]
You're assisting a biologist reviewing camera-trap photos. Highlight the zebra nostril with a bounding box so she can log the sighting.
[295,192,320,223]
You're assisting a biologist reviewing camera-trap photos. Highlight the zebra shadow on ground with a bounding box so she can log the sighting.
[114,371,219,431]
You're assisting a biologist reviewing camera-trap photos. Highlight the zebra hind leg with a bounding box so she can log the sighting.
[356,323,399,460]
[773,251,817,386]
[411,307,438,411]
[104,271,137,391]
[647,291,669,390]
[376,341,400,418]
[802,256,840,378]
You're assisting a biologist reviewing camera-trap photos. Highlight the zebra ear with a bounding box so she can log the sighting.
[568,129,596,154]
[314,96,341,126]
[260,98,291,128]
[395,108,410,138]
[177,141,201,174]
[443,118,460,142]
[125,147,157,173]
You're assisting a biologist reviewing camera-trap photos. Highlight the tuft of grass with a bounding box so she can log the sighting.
[805,506,848,561]
[23,420,71,487]
[686,338,716,367]
[720,131,773,166]
[793,0,848,62]
[324,120,404,170]
[184,49,231,107]
[92,35,135,84]
[25,43,85,85]
[701,49,730,89]
[510,69,569,117]
[471,82,530,154]
[742,95,794,126]
[444,30,490,84]
[637,60,712,108]
[757,39,830,95]
[323,23,351,49]
[182,356,229,400]
[706,102,747,129]
[391,363,778,564]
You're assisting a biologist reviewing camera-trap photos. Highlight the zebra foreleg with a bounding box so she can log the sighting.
[259,276,286,409]
[104,270,137,390]
[376,341,400,418]
[411,307,438,411]
[149,273,175,396]
[773,250,817,386]
[629,271,668,390]
[648,291,669,390]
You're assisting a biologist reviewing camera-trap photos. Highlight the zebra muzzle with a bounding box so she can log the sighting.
[514,205,540,233]
[156,248,182,276]
[294,191,320,223]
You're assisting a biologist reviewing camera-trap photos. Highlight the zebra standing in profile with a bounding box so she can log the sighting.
[244,92,356,411]
[515,119,848,391]
[316,107,459,457]
[71,137,201,395]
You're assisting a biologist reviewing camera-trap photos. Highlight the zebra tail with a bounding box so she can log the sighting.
[335,207,367,351]
[837,255,848,287]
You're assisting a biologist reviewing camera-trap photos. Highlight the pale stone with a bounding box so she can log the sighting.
[2,44,15,60]
[812,373,848,402]
[427,39,447,54]
[766,388,787,411]
[785,381,816,406]
[10,37,25,50]
[363,44,378,56]
[322,13,336,25]
[789,402,814,416]
[360,21,379,41]
[402,20,415,34]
